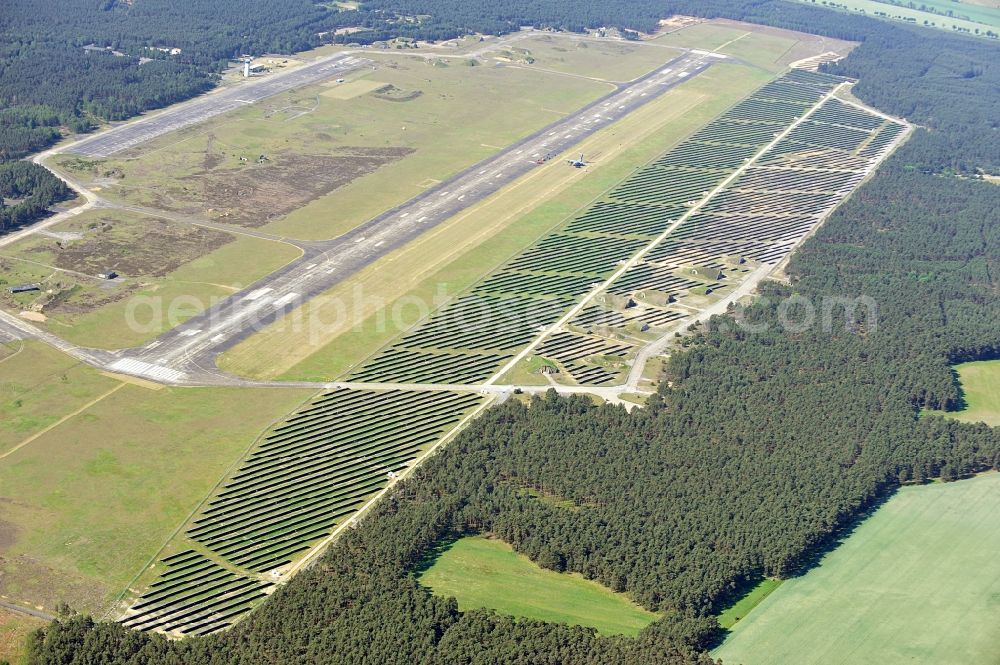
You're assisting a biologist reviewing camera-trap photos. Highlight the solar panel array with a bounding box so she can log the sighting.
[122,68,907,636]
[124,388,482,635]
[348,70,905,387]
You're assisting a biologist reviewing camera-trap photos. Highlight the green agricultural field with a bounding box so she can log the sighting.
[714,473,1000,665]
[418,535,659,636]
[0,342,313,616]
[926,358,1000,426]
[792,0,999,35]
[0,208,301,348]
[900,0,1000,27]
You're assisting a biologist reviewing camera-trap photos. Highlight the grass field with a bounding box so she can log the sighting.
[0,341,120,457]
[0,342,313,615]
[508,35,680,81]
[53,233,301,348]
[0,609,42,665]
[653,22,761,51]
[714,473,1000,664]
[218,62,774,380]
[926,358,1000,426]
[792,0,1000,35]
[497,355,560,387]
[0,208,301,348]
[417,535,659,636]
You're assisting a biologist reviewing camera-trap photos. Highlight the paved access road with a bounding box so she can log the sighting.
[66,54,370,158]
[103,50,722,382]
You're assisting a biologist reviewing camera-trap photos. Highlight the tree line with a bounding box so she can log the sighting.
[0,162,71,232]
[19,1,1000,663]
[0,0,364,158]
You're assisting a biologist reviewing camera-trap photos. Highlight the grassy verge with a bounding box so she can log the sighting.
[497,356,559,387]
[508,35,681,81]
[417,535,659,636]
[0,342,120,456]
[652,20,855,73]
[714,473,1000,664]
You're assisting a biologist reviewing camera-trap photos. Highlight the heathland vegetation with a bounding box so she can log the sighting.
[10,1,1000,664]
[0,208,303,348]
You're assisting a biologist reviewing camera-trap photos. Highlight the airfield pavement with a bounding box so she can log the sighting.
[58,50,723,384]
[0,46,911,403]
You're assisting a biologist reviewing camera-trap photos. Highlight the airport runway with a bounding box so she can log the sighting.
[66,54,370,158]
[101,50,723,382]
